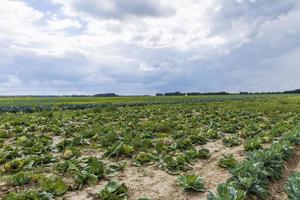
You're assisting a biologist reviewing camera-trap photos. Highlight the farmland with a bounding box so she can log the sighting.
[0,95,269,110]
[0,95,300,200]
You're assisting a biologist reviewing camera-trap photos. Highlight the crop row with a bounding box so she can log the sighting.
[208,125,300,200]
[2,125,300,200]
[0,95,267,113]
[0,97,300,199]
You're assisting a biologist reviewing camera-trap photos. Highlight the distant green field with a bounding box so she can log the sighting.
[0,94,295,107]
[0,94,300,199]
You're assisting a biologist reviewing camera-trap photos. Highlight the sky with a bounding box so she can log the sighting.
[0,0,300,95]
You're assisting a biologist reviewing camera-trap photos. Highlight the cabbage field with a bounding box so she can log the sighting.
[0,95,300,200]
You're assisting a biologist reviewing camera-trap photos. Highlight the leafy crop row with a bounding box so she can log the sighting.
[286,172,300,200]
[208,126,300,200]
[0,96,299,199]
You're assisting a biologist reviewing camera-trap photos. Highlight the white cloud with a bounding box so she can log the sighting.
[0,0,299,94]
[46,18,82,30]
[0,0,43,45]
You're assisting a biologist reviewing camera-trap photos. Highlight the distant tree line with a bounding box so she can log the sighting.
[94,93,118,97]
[156,91,229,96]
[156,89,300,96]
[239,89,300,95]
[283,89,300,94]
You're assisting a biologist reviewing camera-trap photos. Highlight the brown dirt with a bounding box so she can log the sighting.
[52,136,63,146]
[63,140,245,200]
[0,181,9,197]
[192,140,245,198]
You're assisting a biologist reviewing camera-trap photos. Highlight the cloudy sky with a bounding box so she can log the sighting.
[0,0,300,95]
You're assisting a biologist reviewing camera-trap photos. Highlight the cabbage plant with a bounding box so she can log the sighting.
[97,181,128,200]
[177,174,205,192]
[286,172,300,200]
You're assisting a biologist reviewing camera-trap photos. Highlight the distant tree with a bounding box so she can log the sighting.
[283,89,300,94]
[164,92,184,96]
[94,93,118,97]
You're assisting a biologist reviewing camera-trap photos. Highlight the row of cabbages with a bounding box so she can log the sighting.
[208,124,300,200]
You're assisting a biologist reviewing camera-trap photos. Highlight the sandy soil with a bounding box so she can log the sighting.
[0,181,9,195]
[3,139,296,200]
[63,140,245,200]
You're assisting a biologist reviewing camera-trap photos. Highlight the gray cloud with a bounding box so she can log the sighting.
[197,9,300,92]
[219,0,299,19]
[3,52,88,83]
[211,0,300,35]
[0,49,186,95]
[0,51,110,94]
[0,0,300,95]
[71,0,175,20]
